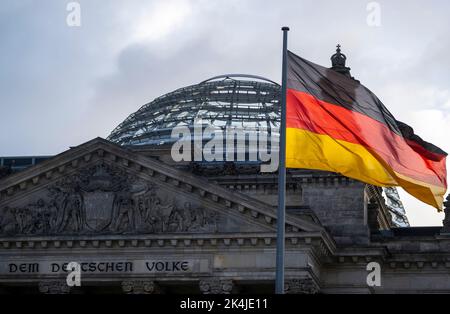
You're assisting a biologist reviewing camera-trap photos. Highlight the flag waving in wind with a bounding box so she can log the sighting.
[285,50,447,210]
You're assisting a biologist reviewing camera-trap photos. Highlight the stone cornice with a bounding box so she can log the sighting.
[0,231,333,253]
[332,246,450,269]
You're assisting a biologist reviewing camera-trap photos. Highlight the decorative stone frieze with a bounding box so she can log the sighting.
[0,163,219,236]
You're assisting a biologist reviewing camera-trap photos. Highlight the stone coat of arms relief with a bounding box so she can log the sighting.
[0,163,219,236]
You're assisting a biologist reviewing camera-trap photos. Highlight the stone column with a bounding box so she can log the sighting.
[121,280,161,294]
[284,277,319,294]
[199,279,234,294]
[38,280,71,294]
[441,195,450,234]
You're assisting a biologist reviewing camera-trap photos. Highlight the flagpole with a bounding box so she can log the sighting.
[275,26,289,294]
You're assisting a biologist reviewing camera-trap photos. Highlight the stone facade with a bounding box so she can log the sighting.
[0,138,449,294]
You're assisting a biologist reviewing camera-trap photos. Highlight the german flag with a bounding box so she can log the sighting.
[285,50,447,210]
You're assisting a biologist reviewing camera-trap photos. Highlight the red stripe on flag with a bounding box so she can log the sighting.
[286,88,447,188]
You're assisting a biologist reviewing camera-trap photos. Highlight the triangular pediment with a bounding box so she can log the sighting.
[0,138,323,238]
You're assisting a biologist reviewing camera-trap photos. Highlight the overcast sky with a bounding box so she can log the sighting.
[1,0,449,226]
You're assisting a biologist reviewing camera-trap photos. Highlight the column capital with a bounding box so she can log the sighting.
[199,279,234,294]
[284,277,319,294]
[38,280,71,294]
[121,280,160,294]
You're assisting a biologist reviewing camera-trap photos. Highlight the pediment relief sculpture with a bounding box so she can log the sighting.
[0,162,219,236]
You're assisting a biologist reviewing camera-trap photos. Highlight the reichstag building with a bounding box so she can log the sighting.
[0,49,449,294]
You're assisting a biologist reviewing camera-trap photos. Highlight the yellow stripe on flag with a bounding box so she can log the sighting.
[286,127,396,186]
[286,128,445,210]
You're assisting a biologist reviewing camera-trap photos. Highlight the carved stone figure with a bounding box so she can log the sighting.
[58,191,85,233]
[111,193,135,232]
[154,198,175,232]
[15,208,31,233]
[135,194,157,232]
[168,206,185,232]
[0,207,17,235]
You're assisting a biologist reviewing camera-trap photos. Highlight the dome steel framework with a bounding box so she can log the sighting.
[107,72,409,227]
[107,74,281,146]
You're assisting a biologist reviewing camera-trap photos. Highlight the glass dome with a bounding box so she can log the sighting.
[107,74,281,146]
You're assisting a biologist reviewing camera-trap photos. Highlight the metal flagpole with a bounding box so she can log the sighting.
[275,26,289,294]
